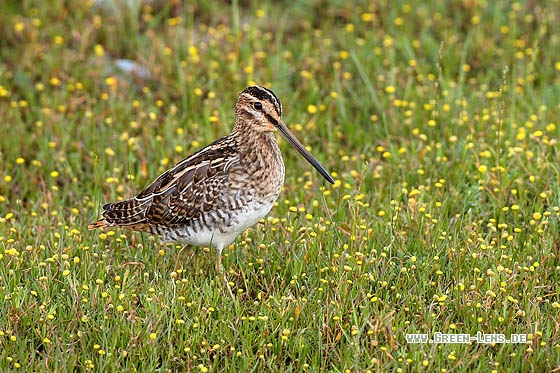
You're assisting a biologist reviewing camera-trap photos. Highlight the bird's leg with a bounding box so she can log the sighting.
[217,248,235,300]
[174,244,190,272]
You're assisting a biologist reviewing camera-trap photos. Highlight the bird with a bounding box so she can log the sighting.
[88,85,334,298]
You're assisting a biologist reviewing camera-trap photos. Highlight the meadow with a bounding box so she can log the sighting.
[1,0,559,371]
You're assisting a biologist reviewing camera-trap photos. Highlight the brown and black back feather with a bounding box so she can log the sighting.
[88,136,242,232]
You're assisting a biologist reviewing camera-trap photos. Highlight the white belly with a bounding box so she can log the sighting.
[162,199,274,253]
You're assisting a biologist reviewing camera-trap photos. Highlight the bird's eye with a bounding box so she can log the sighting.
[253,102,263,110]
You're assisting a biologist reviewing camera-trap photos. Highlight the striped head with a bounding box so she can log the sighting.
[236,85,283,133]
[235,85,334,184]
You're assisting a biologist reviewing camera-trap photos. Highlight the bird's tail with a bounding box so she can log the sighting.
[87,219,110,229]
[88,198,151,231]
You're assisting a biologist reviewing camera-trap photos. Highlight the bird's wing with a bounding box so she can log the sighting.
[97,136,244,229]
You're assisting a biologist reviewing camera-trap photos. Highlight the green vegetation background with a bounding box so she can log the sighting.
[0,0,559,371]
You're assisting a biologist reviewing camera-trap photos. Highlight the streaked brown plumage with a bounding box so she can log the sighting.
[89,85,334,296]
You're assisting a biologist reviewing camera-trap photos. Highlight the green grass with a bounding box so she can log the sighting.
[1,0,560,371]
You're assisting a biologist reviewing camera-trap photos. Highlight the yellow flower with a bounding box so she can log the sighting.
[385,85,396,94]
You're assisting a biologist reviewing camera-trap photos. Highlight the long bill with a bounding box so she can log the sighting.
[276,119,334,184]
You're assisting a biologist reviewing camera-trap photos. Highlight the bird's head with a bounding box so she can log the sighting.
[235,85,334,184]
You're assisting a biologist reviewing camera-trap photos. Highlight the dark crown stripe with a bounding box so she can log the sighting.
[242,85,282,116]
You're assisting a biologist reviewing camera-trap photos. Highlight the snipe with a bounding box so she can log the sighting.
[89,85,334,297]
